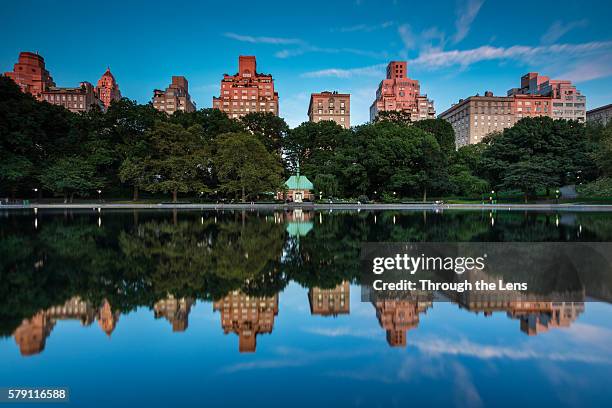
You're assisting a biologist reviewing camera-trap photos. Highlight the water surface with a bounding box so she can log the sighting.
[1,209,612,407]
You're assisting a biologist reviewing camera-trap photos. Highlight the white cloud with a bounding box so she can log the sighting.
[558,54,612,83]
[332,21,395,33]
[452,0,485,44]
[275,46,387,60]
[223,32,303,45]
[301,63,386,78]
[541,19,588,44]
[410,41,612,70]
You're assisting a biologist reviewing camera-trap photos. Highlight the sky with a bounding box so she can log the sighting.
[1,0,611,128]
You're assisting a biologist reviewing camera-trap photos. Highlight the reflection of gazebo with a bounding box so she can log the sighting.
[285,209,313,237]
[278,169,314,203]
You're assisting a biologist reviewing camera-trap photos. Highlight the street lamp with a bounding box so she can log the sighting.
[319,191,323,200]
[97,189,102,202]
[555,189,560,204]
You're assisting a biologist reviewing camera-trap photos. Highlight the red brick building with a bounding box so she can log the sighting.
[308,91,350,128]
[4,51,55,100]
[213,56,279,119]
[370,61,435,122]
[95,68,121,108]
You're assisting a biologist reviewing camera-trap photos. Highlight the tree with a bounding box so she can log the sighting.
[413,118,456,155]
[118,157,149,201]
[314,174,339,198]
[241,112,288,153]
[283,121,349,179]
[143,122,209,202]
[215,132,283,202]
[39,157,99,202]
[373,110,412,124]
[481,117,597,199]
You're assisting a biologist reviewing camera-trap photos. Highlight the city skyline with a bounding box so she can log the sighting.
[1,0,611,127]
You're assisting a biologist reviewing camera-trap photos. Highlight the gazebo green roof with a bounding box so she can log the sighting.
[285,174,313,190]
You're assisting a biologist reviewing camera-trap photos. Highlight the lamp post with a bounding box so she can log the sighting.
[319,191,323,200]
[97,189,102,203]
[555,189,560,204]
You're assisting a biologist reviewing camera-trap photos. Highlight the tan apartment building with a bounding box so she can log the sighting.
[440,91,554,148]
[152,76,196,114]
[308,91,350,128]
[41,81,104,113]
[587,103,612,125]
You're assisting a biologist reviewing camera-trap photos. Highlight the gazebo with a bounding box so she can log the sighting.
[278,170,314,203]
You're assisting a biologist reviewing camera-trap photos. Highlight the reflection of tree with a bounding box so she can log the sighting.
[118,214,286,300]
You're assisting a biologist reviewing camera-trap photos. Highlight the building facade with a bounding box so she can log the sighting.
[213,56,279,119]
[3,51,56,100]
[370,61,435,122]
[213,290,278,353]
[41,82,104,113]
[587,103,612,125]
[95,68,121,108]
[440,91,553,148]
[308,91,350,128]
[152,76,196,114]
[508,72,586,122]
[308,281,350,316]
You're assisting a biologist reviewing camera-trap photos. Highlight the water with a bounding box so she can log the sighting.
[1,209,612,407]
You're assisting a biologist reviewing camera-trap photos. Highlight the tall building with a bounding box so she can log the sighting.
[508,72,586,122]
[439,91,552,147]
[308,281,350,316]
[213,56,279,119]
[3,51,55,100]
[370,61,435,122]
[12,297,112,356]
[213,290,278,353]
[308,91,350,128]
[95,68,122,108]
[153,295,194,332]
[152,76,196,114]
[41,81,104,113]
[372,300,432,347]
[587,103,612,125]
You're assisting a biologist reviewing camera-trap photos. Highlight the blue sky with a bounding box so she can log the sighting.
[2,0,611,127]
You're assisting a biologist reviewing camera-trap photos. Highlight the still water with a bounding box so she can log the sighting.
[1,209,612,407]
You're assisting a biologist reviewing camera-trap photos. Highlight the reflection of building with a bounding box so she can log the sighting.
[152,76,196,114]
[13,313,54,356]
[508,301,584,336]
[213,291,278,353]
[213,56,279,118]
[3,51,55,99]
[285,209,314,237]
[154,295,194,332]
[309,281,350,316]
[98,299,120,337]
[372,300,432,347]
[308,91,351,128]
[370,61,435,122]
[12,297,115,356]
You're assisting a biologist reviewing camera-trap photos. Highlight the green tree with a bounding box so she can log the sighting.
[413,118,456,155]
[39,157,99,202]
[215,132,283,202]
[241,112,288,153]
[481,117,597,199]
[143,122,209,202]
[314,173,339,198]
